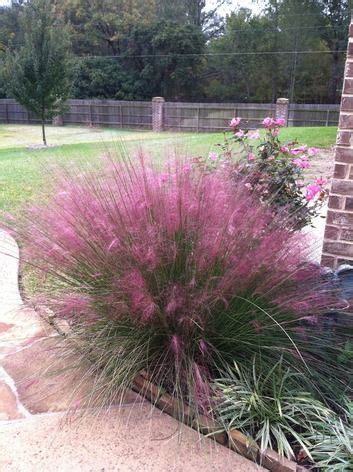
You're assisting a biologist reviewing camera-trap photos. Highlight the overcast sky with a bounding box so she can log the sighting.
[208,0,263,15]
[0,0,263,13]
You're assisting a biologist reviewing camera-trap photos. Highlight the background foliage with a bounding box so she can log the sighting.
[0,0,352,103]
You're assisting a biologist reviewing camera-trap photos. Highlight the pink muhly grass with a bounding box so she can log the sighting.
[6,151,342,414]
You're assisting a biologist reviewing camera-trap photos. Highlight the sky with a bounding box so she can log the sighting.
[207,0,263,15]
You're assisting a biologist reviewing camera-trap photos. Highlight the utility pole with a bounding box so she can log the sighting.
[289,31,299,103]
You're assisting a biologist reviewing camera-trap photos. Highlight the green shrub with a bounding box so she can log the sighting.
[214,358,338,461]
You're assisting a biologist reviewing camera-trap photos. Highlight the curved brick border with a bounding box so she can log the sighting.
[132,373,308,472]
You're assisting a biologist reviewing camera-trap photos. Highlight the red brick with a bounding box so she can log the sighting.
[327,210,353,226]
[348,40,353,57]
[260,448,297,472]
[339,113,353,129]
[336,147,353,163]
[343,78,353,94]
[342,229,353,241]
[346,197,353,210]
[337,256,353,266]
[323,241,353,257]
[346,61,353,78]
[334,164,349,179]
[331,179,353,195]
[321,254,336,268]
[342,96,353,111]
[324,225,340,240]
[337,131,353,146]
[329,195,345,210]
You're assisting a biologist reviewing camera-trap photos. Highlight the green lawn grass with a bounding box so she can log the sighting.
[0,124,337,213]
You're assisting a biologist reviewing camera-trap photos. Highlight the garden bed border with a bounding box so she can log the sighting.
[132,373,308,472]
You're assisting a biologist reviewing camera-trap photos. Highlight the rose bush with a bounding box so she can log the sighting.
[199,116,328,230]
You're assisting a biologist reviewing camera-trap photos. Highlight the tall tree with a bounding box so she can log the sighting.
[157,0,228,36]
[4,0,72,145]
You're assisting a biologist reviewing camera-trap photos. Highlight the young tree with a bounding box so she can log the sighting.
[4,0,72,145]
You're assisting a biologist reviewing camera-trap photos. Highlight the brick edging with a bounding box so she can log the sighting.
[132,373,307,472]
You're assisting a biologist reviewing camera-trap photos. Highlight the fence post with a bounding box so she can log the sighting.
[119,105,123,128]
[275,98,289,126]
[152,96,165,132]
[325,109,330,127]
[321,12,353,268]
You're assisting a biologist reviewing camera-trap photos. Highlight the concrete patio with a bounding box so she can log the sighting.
[0,229,265,471]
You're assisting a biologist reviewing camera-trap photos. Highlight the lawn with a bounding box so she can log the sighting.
[0,124,337,213]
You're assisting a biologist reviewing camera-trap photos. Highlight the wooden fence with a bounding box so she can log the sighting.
[163,102,276,131]
[0,99,152,128]
[288,103,340,127]
[0,98,340,131]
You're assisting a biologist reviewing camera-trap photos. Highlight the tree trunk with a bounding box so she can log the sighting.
[41,116,47,146]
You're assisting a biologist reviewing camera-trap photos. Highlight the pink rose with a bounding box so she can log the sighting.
[262,117,274,128]
[248,152,256,161]
[315,176,328,186]
[280,146,289,153]
[229,117,241,129]
[306,184,321,201]
[267,155,275,161]
[275,117,286,127]
[209,152,218,161]
[235,130,245,138]
[293,158,310,169]
[290,146,307,156]
[244,182,253,190]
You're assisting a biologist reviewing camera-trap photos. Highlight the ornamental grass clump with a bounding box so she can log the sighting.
[7,151,347,419]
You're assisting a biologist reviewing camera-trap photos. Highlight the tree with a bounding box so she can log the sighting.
[4,0,72,145]
[72,20,205,101]
[56,0,156,55]
[156,0,228,37]
[122,20,205,100]
[315,0,353,103]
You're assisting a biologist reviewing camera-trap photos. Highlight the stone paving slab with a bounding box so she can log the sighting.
[0,404,266,472]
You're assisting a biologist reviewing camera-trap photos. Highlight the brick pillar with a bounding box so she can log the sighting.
[152,97,164,132]
[275,98,289,126]
[321,14,353,268]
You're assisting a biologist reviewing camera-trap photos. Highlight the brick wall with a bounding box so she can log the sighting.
[322,17,353,268]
